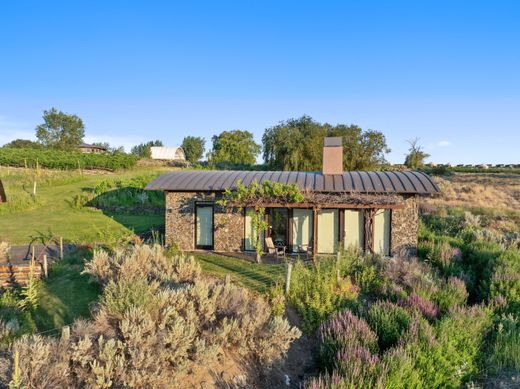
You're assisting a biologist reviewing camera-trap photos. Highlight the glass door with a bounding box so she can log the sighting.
[269,209,288,248]
[196,205,214,250]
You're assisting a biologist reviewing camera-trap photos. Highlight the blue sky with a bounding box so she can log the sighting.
[0,1,519,164]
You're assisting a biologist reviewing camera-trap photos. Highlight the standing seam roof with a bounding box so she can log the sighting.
[146,170,440,195]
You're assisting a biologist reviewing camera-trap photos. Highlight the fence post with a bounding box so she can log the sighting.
[60,237,64,260]
[43,254,48,278]
[225,274,231,285]
[31,245,35,262]
[62,326,70,341]
[285,262,293,294]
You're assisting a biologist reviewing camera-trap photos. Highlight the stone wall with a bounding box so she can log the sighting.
[165,191,420,255]
[390,195,419,256]
[165,191,243,252]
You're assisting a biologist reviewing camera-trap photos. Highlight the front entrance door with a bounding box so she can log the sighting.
[317,209,339,253]
[196,205,214,250]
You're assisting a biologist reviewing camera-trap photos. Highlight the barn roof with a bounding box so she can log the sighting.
[146,170,440,195]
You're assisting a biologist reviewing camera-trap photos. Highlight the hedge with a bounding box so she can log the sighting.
[0,148,138,171]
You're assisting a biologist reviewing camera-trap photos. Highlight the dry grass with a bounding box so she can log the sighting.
[423,173,520,211]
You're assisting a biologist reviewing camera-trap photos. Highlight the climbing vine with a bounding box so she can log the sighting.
[218,180,304,261]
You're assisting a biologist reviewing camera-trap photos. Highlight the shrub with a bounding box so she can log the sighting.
[486,314,520,373]
[406,305,492,387]
[0,147,137,171]
[398,293,439,321]
[382,256,440,300]
[288,257,359,331]
[490,249,520,315]
[366,301,412,351]
[382,347,422,389]
[269,284,286,317]
[318,309,378,370]
[334,345,387,389]
[7,245,301,387]
[433,276,468,314]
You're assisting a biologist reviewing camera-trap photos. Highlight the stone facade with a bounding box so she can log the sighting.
[165,191,243,252]
[165,191,419,255]
[390,195,419,256]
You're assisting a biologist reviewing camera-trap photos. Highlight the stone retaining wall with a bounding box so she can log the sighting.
[390,195,419,256]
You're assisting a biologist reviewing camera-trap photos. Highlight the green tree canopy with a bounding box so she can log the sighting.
[181,136,205,163]
[208,130,260,167]
[35,108,85,150]
[130,140,163,158]
[262,115,390,171]
[404,138,430,169]
[2,139,42,149]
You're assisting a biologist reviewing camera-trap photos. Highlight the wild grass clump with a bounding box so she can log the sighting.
[486,314,520,373]
[4,244,300,387]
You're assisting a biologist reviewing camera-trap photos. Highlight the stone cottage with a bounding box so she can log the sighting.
[146,138,440,256]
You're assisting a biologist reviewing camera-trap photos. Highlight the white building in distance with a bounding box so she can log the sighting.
[150,146,186,161]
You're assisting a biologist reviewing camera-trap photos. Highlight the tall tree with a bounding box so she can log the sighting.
[262,115,390,171]
[404,138,430,169]
[208,130,260,167]
[181,136,205,163]
[131,140,163,158]
[35,108,85,150]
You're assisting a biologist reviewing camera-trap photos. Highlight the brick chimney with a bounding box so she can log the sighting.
[322,137,343,175]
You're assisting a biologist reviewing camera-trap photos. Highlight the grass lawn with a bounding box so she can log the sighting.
[33,250,101,332]
[0,166,168,245]
[32,251,285,332]
[194,253,286,293]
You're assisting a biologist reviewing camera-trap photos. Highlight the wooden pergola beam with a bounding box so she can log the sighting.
[231,202,404,210]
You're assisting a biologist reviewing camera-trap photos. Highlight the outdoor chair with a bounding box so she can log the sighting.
[296,244,314,260]
[265,237,285,259]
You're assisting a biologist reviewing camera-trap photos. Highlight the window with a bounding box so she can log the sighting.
[317,209,339,253]
[374,209,391,256]
[292,209,313,250]
[196,205,214,249]
[344,210,364,250]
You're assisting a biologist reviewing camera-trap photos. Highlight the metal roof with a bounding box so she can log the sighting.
[146,170,440,195]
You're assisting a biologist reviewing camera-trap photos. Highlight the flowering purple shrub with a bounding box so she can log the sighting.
[318,309,378,370]
[398,293,439,321]
[305,347,386,389]
[433,276,469,313]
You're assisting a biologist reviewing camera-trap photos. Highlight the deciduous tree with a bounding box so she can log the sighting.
[208,130,260,167]
[181,136,205,163]
[262,115,390,171]
[404,138,430,169]
[35,108,85,150]
[131,140,163,158]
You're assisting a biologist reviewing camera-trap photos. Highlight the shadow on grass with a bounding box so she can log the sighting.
[194,253,285,293]
[33,249,101,332]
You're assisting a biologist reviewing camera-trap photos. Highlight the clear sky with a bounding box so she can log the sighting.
[0,1,519,164]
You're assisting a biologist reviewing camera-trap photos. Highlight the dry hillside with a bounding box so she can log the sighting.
[423,173,520,211]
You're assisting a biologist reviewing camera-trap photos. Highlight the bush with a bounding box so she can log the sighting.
[6,245,301,387]
[407,305,492,387]
[288,256,359,331]
[486,314,520,373]
[398,293,439,321]
[433,276,468,314]
[366,301,412,351]
[382,256,440,300]
[490,249,520,315]
[0,147,137,171]
[318,309,378,371]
